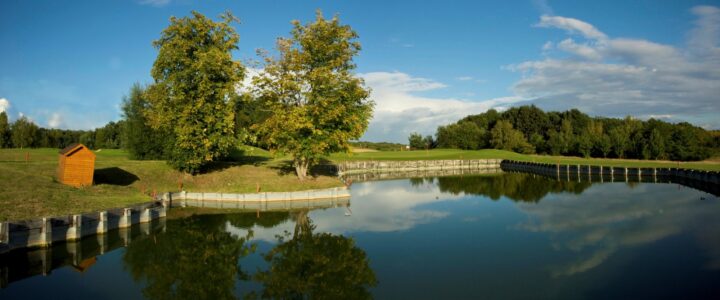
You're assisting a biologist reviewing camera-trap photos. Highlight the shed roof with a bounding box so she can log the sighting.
[59,143,94,157]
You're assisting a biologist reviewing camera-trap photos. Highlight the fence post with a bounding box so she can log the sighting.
[41,218,52,247]
[140,207,151,223]
[67,215,82,241]
[120,208,132,228]
[97,211,107,234]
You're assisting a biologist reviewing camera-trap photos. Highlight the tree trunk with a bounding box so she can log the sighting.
[294,157,310,180]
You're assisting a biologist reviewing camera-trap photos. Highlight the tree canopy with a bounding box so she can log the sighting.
[145,11,245,173]
[253,11,373,179]
[428,105,715,161]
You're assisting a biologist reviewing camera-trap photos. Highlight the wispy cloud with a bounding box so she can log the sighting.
[532,0,554,16]
[456,76,474,81]
[138,0,170,7]
[47,112,64,128]
[536,15,607,40]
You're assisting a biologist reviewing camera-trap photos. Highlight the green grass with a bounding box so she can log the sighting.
[0,147,342,221]
[4,146,717,221]
[330,149,720,171]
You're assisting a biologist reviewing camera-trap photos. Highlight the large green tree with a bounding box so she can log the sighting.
[253,11,373,180]
[145,11,245,173]
[10,116,39,148]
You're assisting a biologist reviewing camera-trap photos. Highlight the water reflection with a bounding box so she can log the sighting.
[123,214,256,299]
[514,183,720,276]
[1,172,718,299]
[121,210,375,299]
[252,210,377,299]
[435,173,592,202]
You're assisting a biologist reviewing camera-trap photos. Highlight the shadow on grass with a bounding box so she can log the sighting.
[94,167,140,186]
[271,158,338,178]
[196,147,273,174]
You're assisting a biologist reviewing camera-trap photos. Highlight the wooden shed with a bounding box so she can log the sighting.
[57,143,96,187]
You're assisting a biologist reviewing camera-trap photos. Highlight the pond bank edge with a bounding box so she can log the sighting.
[0,186,351,255]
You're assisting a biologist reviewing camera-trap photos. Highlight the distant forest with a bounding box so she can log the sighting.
[3,105,720,162]
[0,111,122,150]
[409,105,719,161]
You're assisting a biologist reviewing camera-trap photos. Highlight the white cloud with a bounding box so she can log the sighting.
[536,15,607,40]
[138,0,170,7]
[0,98,9,113]
[556,38,602,60]
[47,112,63,128]
[511,6,720,128]
[359,71,524,142]
[456,76,474,81]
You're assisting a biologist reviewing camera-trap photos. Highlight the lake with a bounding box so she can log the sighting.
[1,172,719,299]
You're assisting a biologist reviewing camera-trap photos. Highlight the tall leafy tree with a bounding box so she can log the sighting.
[0,112,9,148]
[254,11,373,180]
[10,116,39,148]
[122,84,172,160]
[145,11,245,173]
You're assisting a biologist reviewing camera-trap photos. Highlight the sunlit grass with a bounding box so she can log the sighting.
[0,147,341,221]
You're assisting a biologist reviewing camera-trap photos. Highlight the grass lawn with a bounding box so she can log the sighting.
[3,146,717,221]
[0,147,342,221]
[329,149,720,171]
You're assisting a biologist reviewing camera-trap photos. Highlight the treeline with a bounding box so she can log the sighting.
[416,105,717,161]
[350,141,406,151]
[0,111,123,150]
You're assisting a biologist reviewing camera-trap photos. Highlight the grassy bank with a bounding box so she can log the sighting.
[0,147,341,221]
[330,149,720,171]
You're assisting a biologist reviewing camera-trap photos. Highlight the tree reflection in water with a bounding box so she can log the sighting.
[123,210,376,299]
[123,214,258,299]
[436,173,593,202]
[252,210,378,299]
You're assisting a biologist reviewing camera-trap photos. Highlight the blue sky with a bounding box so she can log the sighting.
[1,0,719,142]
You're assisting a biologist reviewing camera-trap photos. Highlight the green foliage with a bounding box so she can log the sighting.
[489,120,534,154]
[253,11,373,179]
[145,11,244,174]
[434,105,715,161]
[0,112,9,148]
[436,121,486,150]
[349,141,405,151]
[10,116,39,148]
[121,84,172,160]
[408,132,424,149]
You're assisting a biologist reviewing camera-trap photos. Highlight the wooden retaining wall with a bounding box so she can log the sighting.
[162,186,351,210]
[0,201,166,255]
[0,219,165,288]
[500,160,720,196]
[337,159,502,175]
[343,167,502,182]
[500,160,720,184]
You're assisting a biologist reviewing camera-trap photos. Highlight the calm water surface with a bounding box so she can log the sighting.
[1,173,719,299]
